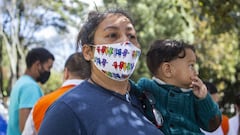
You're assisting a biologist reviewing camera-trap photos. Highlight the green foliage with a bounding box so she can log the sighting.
[189,0,240,115]
[0,0,87,97]
[191,0,240,34]
[197,32,239,83]
[1,41,10,97]
[33,0,86,27]
[41,71,63,95]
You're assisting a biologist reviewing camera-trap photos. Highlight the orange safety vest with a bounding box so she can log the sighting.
[33,84,76,132]
[221,114,229,135]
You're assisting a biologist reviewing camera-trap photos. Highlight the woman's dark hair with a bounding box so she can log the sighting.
[76,8,134,51]
[146,39,195,75]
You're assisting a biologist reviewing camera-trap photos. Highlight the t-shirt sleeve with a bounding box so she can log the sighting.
[38,101,85,135]
[19,84,43,109]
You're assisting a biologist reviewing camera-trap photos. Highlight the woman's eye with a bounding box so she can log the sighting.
[107,33,117,38]
[128,34,136,39]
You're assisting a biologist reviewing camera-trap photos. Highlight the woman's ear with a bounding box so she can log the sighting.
[82,45,93,61]
[161,62,172,78]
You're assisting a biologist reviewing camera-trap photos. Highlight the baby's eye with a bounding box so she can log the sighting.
[190,64,199,71]
[189,64,195,70]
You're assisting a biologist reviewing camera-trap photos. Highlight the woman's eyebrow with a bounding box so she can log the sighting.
[104,25,134,31]
[126,26,137,37]
[126,26,134,31]
[104,26,119,31]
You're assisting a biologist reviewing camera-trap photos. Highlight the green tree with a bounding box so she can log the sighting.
[0,0,87,96]
[41,70,63,94]
[0,36,3,98]
[189,0,240,115]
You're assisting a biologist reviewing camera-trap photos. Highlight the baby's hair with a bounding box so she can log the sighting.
[146,39,195,75]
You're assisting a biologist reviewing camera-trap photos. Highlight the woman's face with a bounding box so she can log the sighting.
[93,13,140,48]
[85,13,140,81]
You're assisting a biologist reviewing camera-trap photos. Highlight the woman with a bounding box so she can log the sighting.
[38,9,164,135]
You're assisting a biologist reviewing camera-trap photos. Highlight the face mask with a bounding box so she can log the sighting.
[92,41,141,81]
[37,70,51,84]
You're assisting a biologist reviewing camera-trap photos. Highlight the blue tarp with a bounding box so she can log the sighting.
[0,114,7,135]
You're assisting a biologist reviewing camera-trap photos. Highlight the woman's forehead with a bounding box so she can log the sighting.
[99,13,133,29]
[106,13,130,21]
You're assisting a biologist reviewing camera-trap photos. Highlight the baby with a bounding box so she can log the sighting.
[137,39,222,135]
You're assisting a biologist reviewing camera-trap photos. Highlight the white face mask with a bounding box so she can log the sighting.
[92,41,141,81]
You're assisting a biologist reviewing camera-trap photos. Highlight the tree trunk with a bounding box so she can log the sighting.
[0,36,4,97]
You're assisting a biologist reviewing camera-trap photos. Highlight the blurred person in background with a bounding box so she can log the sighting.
[229,92,240,135]
[201,81,229,135]
[22,52,91,135]
[0,101,7,135]
[7,48,54,135]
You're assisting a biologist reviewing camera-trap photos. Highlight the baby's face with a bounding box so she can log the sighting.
[166,48,198,88]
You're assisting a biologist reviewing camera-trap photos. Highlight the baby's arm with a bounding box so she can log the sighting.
[190,76,222,131]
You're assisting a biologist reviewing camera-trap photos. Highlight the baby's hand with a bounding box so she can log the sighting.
[190,76,207,99]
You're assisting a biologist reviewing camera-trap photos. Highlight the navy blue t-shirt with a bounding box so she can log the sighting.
[38,80,164,135]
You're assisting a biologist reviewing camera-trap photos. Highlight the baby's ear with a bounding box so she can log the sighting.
[161,62,172,78]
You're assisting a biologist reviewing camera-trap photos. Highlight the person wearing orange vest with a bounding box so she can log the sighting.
[229,92,240,135]
[22,52,91,135]
[201,81,229,135]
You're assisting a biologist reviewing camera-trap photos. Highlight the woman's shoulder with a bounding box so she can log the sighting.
[56,81,93,102]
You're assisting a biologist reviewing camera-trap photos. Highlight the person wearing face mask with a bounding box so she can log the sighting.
[7,47,54,135]
[136,39,222,134]
[22,52,91,135]
[38,9,164,135]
